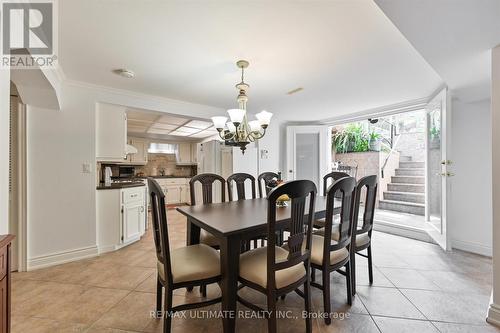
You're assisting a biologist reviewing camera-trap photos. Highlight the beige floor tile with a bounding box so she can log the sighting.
[318,313,380,332]
[401,289,491,325]
[377,267,440,290]
[11,315,88,333]
[356,286,425,319]
[373,316,438,332]
[432,321,500,332]
[93,291,159,331]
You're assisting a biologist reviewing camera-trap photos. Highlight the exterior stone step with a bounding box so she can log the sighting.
[383,191,425,204]
[379,200,425,215]
[395,168,425,176]
[399,155,412,162]
[399,161,425,169]
[391,176,425,184]
[387,183,425,193]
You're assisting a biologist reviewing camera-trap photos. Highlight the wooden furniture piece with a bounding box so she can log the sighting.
[351,175,378,296]
[238,180,316,333]
[310,177,357,325]
[227,173,264,249]
[227,173,256,201]
[257,172,279,198]
[314,171,349,228]
[0,235,15,333]
[148,179,221,333]
[189,173,226,248]
[177,195,340,333]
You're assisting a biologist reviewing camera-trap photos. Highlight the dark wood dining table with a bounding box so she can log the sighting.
[177,196,340,332]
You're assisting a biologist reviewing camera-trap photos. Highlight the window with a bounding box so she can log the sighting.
[148,143,178,154]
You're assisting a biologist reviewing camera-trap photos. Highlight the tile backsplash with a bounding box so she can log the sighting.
[135,153,195,177]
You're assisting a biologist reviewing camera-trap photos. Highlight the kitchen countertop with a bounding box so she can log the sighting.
[96,182,146,190]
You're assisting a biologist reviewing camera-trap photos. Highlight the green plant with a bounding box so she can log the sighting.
[333,124,369,153]
[430,126,440,140]
[369,131,380,142]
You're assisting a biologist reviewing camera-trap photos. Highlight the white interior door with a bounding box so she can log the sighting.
[286,126,331,190]
[425,88,452,250]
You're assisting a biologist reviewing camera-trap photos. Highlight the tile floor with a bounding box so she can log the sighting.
[11,209,500,333]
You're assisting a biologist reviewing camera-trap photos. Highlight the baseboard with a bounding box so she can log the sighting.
[374,219,434,243]
[487,298,500,327]
[27,245,98,270]
[451,239,492,257]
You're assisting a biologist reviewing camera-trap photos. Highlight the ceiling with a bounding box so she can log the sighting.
[375,0,500,103]
[126,108,218,140]
[59,0,443,121]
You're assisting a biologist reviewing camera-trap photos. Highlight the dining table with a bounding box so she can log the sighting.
[176,196,340,333]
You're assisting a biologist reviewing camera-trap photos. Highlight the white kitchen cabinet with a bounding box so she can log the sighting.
[166,185,181,204]
[191,143,198,163]
[122,201,145,243]
[176,143,192,164]
[96,186,146,253]
[155,178,190,204]
[96,103,128,162]
[127,138,148,165]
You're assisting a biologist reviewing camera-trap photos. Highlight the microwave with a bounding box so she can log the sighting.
[118,166,136,178]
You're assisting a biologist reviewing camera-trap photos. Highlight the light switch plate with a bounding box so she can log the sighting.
[82,163,91,173]
[260,149,269,159]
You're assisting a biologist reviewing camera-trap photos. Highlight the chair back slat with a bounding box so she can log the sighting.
[148,178,173,284]
[227,173,256,201]
[266,180,317,289]
[323,171,350,196]
[257,172,279,198]
[321,177,357,260]
[355,175,378,235]
[190,173,226,205]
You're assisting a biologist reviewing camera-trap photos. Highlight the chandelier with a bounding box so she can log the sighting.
[211,60,273,154]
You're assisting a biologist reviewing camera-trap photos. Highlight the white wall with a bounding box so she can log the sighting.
[257,118,282,174]
[450,98,493,256]
[27,84,97,265]
[0,71,10,235]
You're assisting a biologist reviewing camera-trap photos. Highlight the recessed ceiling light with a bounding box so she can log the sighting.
[113,69,135,78]
[287,87,304,95]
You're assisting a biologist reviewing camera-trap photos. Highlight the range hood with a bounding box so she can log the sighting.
[125,144,138,155]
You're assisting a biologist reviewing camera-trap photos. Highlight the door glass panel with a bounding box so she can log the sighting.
[296,133,319,187]
[428,102,442,233]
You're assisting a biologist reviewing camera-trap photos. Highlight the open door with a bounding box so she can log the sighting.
[286,126,331,190]
[425,88,452,250]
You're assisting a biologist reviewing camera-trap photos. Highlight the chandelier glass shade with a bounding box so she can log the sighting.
[211,60,272,153]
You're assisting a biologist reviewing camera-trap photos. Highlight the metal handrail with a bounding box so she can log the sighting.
[380,134,401,179]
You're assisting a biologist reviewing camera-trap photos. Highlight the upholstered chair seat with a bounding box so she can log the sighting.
[200,229,219,247]
[314,227,371,248]
[239,246,306,289]
[157,244,220,283]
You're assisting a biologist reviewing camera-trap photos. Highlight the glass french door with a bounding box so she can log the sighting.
[425,88,451,250]
[286,126,331,191]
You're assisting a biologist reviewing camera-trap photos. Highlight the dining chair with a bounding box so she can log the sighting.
[309,176,357,325]
[189,173,226,249]
[257,171,279,198]
[350,175,377,296]
[314,171,350,229]
[237,180,317,333]
[148,178,222,333]
[227,173,265,249]
[227,173,256,201]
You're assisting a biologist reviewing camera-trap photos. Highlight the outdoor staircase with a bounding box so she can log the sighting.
[379,156,425,216]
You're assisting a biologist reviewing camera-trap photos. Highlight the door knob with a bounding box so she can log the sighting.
[441,160,453,165]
